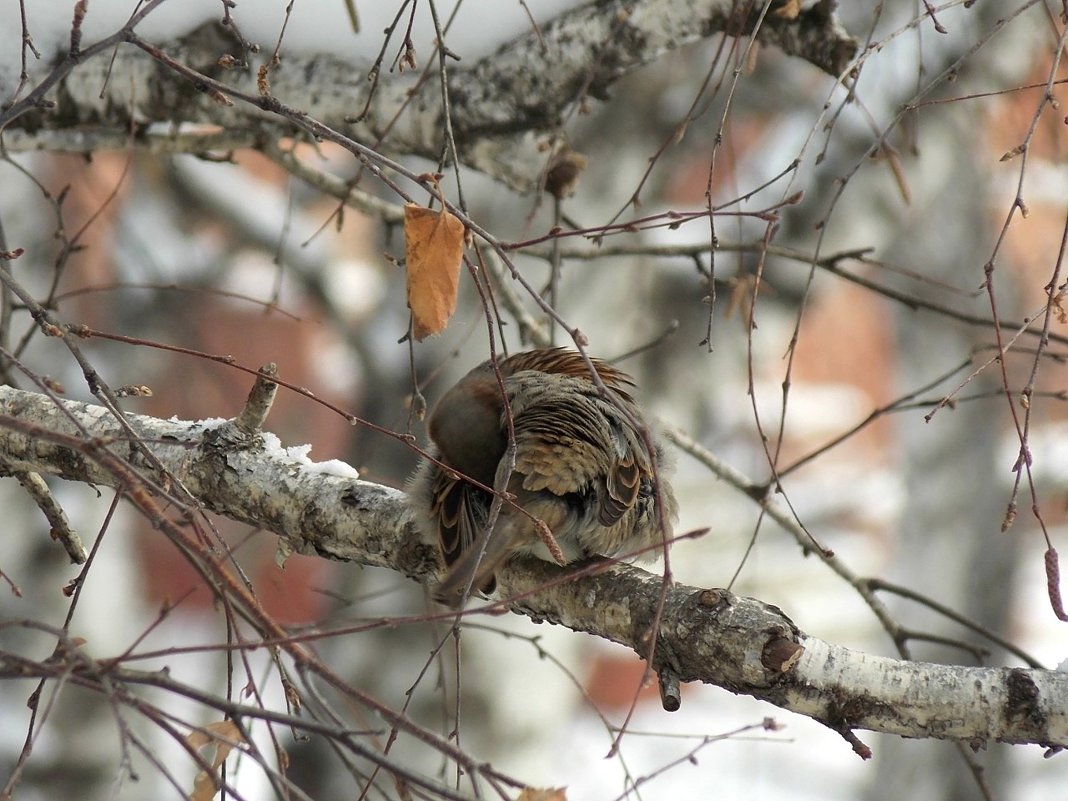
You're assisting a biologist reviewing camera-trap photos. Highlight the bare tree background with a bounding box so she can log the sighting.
[1,1,1067,800]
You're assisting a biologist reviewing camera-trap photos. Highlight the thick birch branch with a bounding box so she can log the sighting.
[0,0,856,191]
[0,384,1064,755]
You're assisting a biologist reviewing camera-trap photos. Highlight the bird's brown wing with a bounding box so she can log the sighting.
[600,446,641,526]
[428,466,500,598]
[499,348,637,402]
[509,376,614,498]
[507,374,648,531]
[429,467,485,569]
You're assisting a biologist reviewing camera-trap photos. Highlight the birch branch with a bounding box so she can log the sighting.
[0,0,857,191]
[0,384,1064,755]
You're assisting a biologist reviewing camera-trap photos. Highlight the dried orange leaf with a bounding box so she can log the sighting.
[404,202,464,340]
[517,788,568,801]
[773,0,801,18]
[186,720,245,801]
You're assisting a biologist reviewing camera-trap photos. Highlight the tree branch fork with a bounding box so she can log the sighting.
[0,383,1065,756]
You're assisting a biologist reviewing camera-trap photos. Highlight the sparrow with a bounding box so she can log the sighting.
[407,347,677,606]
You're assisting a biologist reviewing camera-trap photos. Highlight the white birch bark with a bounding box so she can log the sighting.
[1,383,1064,754]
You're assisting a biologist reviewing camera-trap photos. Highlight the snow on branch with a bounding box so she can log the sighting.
[0,383,1065,756]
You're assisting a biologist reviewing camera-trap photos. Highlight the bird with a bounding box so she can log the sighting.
[407,347,677,606]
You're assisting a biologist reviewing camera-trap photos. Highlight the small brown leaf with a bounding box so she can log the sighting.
[187,720,245,801]
[517,788,568,801]
[404,203,464,340]
[772,0,802,19]
[545,146,588,199]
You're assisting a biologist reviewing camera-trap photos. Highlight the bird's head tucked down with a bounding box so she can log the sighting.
[407,347,677,606]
